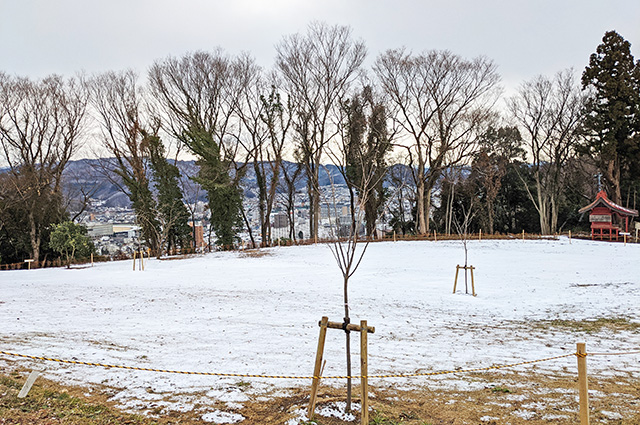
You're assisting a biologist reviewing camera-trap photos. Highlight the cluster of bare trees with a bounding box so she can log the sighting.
[4,21,626,265]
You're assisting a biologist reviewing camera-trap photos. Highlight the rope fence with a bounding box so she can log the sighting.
[0,349,637,380]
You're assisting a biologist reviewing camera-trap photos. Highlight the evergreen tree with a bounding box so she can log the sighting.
[49,221,94,267]
[581,30,640,205]
[186,126,243,248]
[145,134,192,254]
[342,86,392,237]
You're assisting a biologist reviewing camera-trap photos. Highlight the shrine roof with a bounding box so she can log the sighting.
[578,190,639,216]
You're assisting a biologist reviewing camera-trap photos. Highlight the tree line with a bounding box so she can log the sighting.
[1,24,639,264]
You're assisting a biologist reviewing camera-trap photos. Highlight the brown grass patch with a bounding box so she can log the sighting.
[533,317,640,334]
[239,249,273,258]
[1,367,638,424]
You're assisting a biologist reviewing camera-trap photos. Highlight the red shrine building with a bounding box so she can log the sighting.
[578,190,638,241]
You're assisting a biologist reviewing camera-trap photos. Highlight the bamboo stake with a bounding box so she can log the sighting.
[569,230,572,244]
[91,252,94,267]
[434,230,437,242]
[479,229,482,241]
[522,229,525,240]
[140,250,144,271]
[577,342,589,425]
[360,320,369,425]
[308,317,328,420]
[393,230,396,242]
[132,251,136,271]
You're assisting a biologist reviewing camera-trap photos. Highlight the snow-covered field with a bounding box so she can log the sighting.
[1,238,639,421]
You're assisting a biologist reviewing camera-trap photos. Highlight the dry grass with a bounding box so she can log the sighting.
[1,367,638,424]
[533,317,640,334]
[239,250,273,258]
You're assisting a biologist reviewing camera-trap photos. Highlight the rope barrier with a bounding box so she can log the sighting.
[587,350,640,356]
[6,350,632,380]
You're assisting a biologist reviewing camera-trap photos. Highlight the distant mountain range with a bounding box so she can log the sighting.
[62,158,353,209]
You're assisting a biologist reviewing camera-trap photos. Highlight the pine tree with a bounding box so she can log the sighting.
[581,30,640,205]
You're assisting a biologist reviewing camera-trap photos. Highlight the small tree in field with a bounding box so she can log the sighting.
[49,221,94,267]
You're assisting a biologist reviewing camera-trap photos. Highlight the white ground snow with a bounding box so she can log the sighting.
[1,238,639,417]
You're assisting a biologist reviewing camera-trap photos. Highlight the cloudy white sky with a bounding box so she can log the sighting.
[2,0,639,93]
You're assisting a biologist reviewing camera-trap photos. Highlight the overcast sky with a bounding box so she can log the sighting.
[2,0,639,92]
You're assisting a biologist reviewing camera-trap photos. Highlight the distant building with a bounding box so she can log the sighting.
[271,213,287,228]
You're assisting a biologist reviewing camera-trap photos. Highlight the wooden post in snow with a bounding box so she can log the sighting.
[360,320,369,425]
[308,316,328,420]
[132,251,136,271]
[577,342,589,425]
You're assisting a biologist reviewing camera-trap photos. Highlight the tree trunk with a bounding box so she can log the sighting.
[28,210,40,263]
[343,274,352,413]
[417,179,426,235]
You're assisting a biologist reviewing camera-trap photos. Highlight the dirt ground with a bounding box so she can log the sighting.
[1,365,638,424]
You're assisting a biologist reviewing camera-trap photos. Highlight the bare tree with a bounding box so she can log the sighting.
[276,22,366,241]
[508,70,586,234]
[89,70,161,254]
[374,49,500,235]
[0,73,88,262]
[452,197,475,294]
[234,59,292,247]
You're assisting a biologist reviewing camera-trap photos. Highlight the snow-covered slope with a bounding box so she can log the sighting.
[1,238,638,413]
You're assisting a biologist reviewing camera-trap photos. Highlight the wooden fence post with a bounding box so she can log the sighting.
[309,317,328,420]
[360,320,369,425]
[577,342,589,425]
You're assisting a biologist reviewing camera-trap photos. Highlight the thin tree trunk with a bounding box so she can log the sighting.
[343,274,352,412]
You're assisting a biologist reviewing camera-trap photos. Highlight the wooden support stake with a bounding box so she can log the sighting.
[453,265,460,293]
[470,266,476,297]
[522,229,525,240]
[91,252,94,267]
[323,320,375,333]
[479,229,482,241]
[434,230,437,242]
[132,251,136,271]
[360,320,369,425]
[18,371,40,398]
[453,265,476,296]
[140,250,144,271]
[393,230,396,242]
[569,230,572,244]
[308,316,328,420]
[577,342,589,425]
